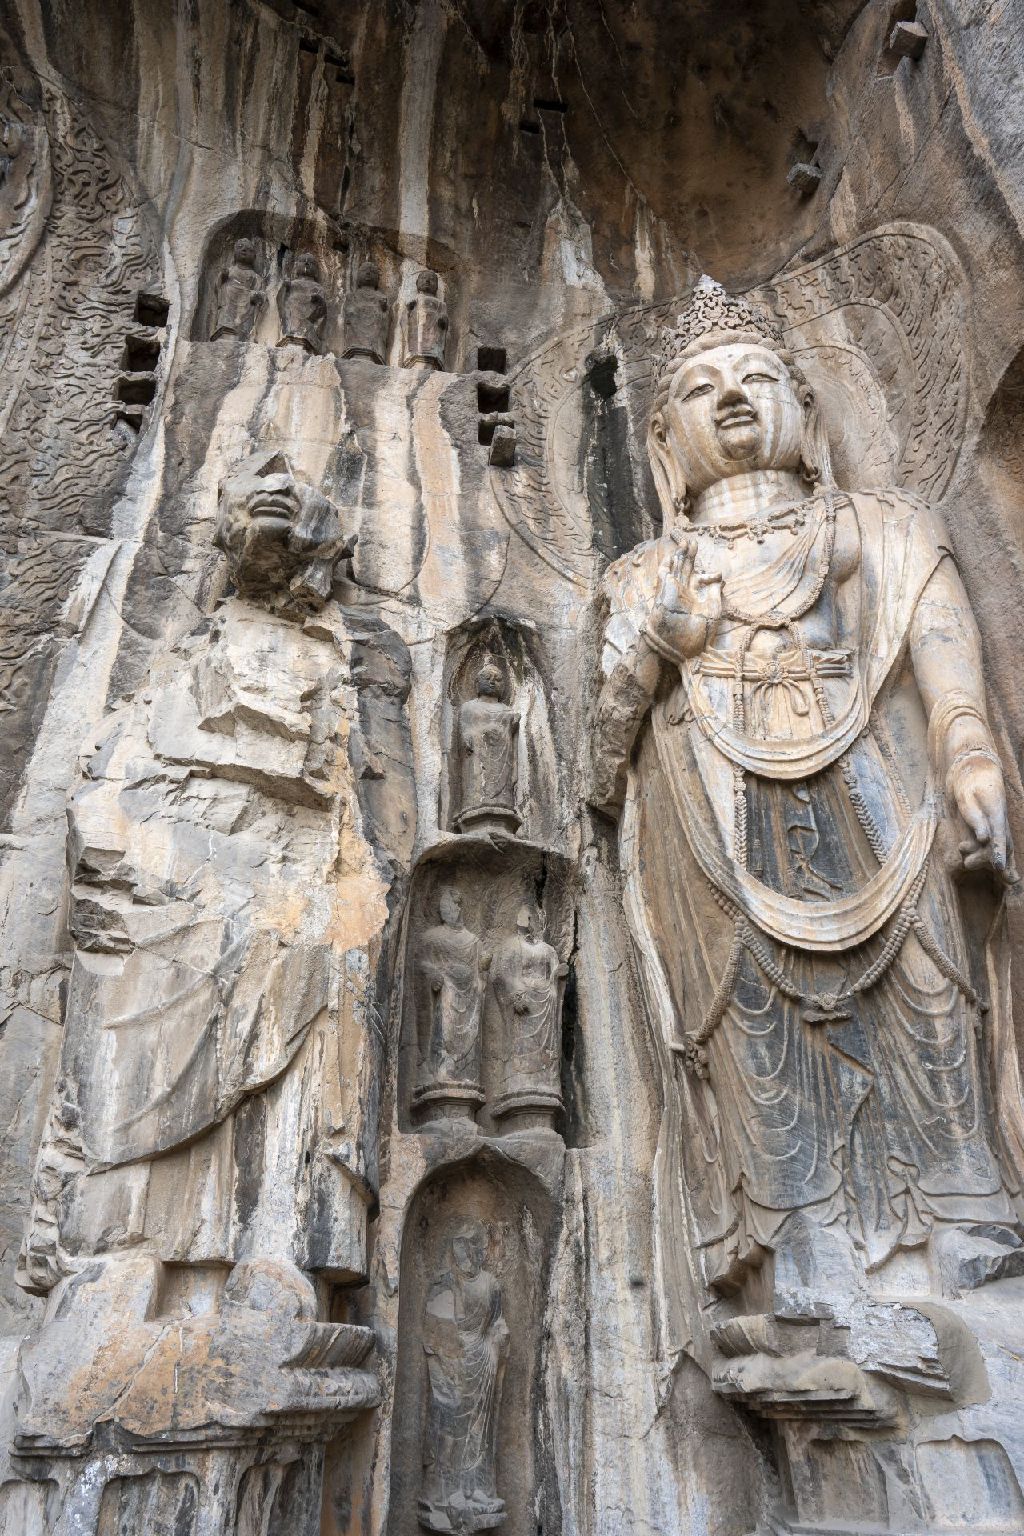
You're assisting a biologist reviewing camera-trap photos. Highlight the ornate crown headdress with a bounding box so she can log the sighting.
[658,276,785,378]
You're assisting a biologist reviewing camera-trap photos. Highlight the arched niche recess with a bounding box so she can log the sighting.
[438,618,561,849]
[387,1152,561,1536]
[397,838,575,1136]
[193,212,468,370]
[193,211,415,351]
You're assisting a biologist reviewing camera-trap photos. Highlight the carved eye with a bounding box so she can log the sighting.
[681,382,713,401]
[743,371,780,385]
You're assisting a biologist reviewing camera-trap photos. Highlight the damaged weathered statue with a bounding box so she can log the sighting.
[418,1220,509,1534]
[14,451,413,1526]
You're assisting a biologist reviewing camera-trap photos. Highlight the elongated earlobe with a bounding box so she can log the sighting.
[797,389,834,490]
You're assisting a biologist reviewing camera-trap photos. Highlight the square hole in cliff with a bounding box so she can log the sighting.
[478,381,510,414]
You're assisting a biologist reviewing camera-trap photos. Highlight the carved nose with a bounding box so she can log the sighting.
[717,381,748,408]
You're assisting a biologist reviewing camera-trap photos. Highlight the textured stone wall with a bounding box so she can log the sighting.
[2,2,1024,1534]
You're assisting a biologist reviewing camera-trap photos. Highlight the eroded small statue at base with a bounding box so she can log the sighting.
[278,252,328,353]
[419,1219,509,1533]
[404,268,448,370]
[342,260,389,363]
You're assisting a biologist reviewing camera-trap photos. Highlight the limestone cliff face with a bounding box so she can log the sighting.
[3,3,1024,1535]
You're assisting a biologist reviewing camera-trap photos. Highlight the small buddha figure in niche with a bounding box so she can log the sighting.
[277,252,328,354]
[489,905,567,1132]
[210,237,265,341]
[413,887,487,1120]
[453,660,521,835]
[592,276,1023,1354]
[418,1219,509,1534]
[404,268,448,370]
[342,260,389,363]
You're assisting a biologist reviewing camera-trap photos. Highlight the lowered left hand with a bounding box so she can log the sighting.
[955,757,1017,883]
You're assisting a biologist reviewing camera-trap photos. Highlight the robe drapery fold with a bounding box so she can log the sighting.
[604,490,1016,1275]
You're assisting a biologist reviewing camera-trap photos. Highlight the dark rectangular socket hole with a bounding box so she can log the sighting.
[534,98,568,113]
[519,119,541,135]
[116,374,157,405]
[114,406,143,433]
[135,291,169,327]
[477,346,507,373]
[478,421,496,446]
[122,333,161,371]
[477,381,510,413]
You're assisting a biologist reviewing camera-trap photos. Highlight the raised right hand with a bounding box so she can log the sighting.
[645,536,723,662]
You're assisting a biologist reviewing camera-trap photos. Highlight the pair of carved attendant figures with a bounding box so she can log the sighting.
[414,893,566,1128]
[593,279,1024,1477]
[212,241,329,352]
[419,1220,509,1534]
[343,265,448,367]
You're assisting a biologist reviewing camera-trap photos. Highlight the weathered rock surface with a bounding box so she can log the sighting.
[4,2,1024,1534]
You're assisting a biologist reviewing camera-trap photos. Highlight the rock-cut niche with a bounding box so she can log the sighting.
[439,620,560,847]
[387,1157,558,1536]
[397,840,574,1137]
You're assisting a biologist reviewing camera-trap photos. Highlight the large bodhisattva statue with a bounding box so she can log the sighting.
[593,280,1024,1417]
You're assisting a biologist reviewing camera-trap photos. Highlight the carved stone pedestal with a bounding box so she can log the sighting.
[490,1099,561,1134]
[412,1083,486,1123]
[11,1254,379,1536]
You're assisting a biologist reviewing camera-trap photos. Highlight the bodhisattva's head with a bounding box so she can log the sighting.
[215,450,355,608]
[476,660,506,700]
[438,886,463,927]
[648,278,833,526]
[451,1219,488,1278]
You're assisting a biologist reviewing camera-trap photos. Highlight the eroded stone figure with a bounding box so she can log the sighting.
[414,888,487,1120]
[210,237,265,340]
[278,251,328,353]
[489,906,566,1130]
[342,259,389,363]
[453,660,520,834]
[419,1220,509,1533]
[592,279,1024,1416]
[404,268,448,370]
[16,450,413,1475]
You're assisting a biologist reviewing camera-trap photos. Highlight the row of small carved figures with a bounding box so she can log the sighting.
[209,239,450,367]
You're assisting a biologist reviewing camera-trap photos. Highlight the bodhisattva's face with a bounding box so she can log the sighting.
[452,1231,486,1276]
[652,342,808,503]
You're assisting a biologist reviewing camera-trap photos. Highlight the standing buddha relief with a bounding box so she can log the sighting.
[489,906,567,1131]
[453,659,521,835]
[592,279,1022,1322]
[418,1219,509,1534]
